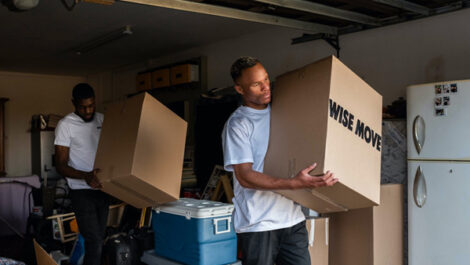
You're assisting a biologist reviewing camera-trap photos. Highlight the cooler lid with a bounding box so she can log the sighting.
[154,198,234,219]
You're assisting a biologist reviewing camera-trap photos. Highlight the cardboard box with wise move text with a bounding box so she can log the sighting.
[264,55,382,213]
[95,92,187,208]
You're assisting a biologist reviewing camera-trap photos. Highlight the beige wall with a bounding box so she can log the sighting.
[0,72,86,176]
[87,62,148,110]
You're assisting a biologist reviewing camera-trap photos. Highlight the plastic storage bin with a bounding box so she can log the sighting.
[153,198,237,265]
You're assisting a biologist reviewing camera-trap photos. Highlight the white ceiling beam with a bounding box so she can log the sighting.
[373,0,431,16]
[121,0,337,35]
[255,0,381,26]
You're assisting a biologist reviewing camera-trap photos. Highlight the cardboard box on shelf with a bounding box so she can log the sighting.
[151,68,170,89]
[136,72,152,91]
[264,55,382,213]
[95,93,187,208]
[328,184,403,265]
[170,64,199,85]
[306,217,329,265]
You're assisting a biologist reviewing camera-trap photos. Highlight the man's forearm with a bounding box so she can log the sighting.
[56,165,92,180]
[234,163,336,190]
[237,170,296,190]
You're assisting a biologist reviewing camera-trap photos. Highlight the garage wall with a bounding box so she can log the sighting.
[87,62,147,109]
[0,72,87,176]
[113,7,470,106]
[2,8,464,176]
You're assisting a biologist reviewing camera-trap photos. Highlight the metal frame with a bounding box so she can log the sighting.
[373,0,431,16]
[122,0,337,34]
[120,0,468,46]
[255,0,381,26]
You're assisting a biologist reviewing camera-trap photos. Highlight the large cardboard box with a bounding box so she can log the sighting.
[306,218,329,265]
[264,56,382,213]
[95,93,187,208]
[328,184,403,265]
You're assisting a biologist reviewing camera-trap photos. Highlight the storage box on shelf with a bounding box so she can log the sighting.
[151,68,170,89]
[136,72,152,91]
[170,64,199,85]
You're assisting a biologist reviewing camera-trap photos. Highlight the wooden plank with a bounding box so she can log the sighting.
[0,98,9,177]
[122,0,337,34]
[373,0,431,15]
[220,174,234,203]
[256,0,381,25]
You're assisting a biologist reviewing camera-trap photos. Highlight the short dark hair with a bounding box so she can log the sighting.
[230,56,260,83]
[72,83,95,101]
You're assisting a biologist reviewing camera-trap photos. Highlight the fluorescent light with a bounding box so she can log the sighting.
[13,0,39,10]
[75,25,133,55]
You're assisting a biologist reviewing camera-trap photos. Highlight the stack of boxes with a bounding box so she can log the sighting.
[264,56,403,265]
[304,184,403,265]
[136,63,199,92]
[328,184,403,265]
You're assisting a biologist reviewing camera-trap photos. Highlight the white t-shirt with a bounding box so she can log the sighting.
[54,112,104,190]
[222,105,305,233]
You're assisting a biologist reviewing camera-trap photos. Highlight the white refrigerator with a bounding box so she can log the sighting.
[407,80,470,265]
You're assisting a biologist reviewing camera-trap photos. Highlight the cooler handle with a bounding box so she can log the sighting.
[213,217,231,235]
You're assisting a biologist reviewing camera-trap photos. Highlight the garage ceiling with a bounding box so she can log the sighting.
[0,0,467,76]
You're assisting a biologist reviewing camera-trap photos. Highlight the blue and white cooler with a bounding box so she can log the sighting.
[152,198,237,265]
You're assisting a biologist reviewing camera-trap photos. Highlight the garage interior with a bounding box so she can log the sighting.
[1,0,469,264]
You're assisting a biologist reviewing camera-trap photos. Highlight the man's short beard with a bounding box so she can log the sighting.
[78,112,95,123]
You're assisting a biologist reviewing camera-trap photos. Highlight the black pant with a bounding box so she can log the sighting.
[70,189,110,265]
[237,221,310,265]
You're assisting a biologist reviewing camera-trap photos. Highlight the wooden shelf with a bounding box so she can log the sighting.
[0,98,8,177]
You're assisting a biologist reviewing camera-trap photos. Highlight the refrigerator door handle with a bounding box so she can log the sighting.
[413,115,425,154]
[413,166,427,208]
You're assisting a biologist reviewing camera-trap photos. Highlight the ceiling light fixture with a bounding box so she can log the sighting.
[75,25,133,55]
[61,0,114,11]
[2,0,39,11]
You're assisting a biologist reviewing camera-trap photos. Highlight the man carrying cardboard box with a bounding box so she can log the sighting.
[55,83,110,265]
[222,57,338,265]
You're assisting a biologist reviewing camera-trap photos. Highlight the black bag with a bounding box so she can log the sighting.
[102,233,139,265]
[130,227,154,258]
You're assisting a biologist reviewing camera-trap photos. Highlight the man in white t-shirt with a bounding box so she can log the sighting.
[222,57,338,265]
[54,83,109,265]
